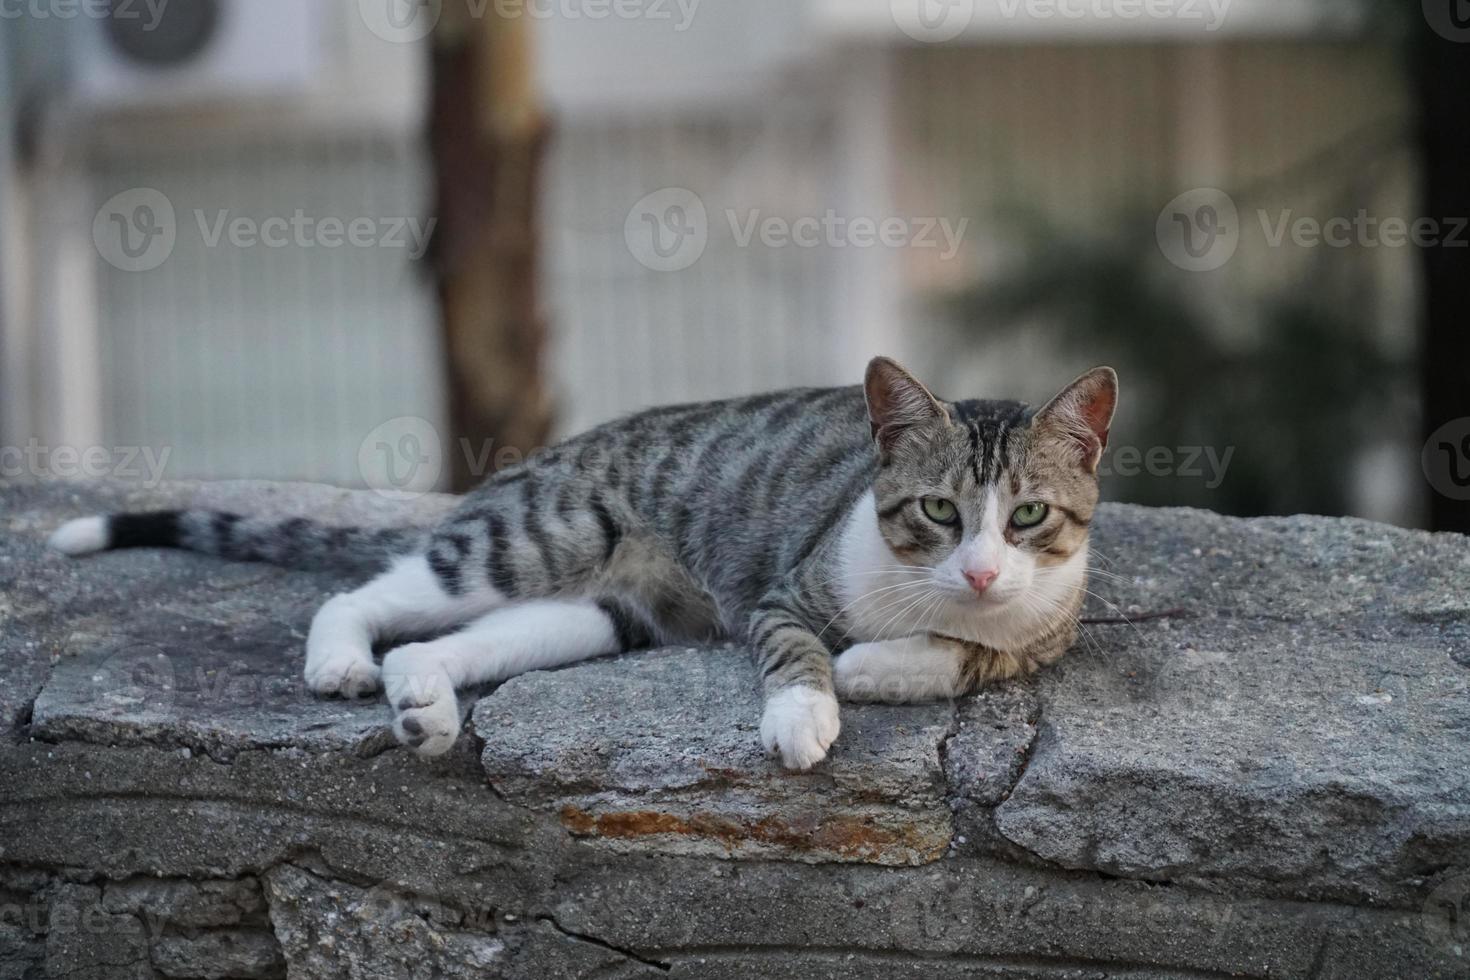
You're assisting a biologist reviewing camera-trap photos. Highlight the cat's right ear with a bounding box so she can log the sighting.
[865,357,948,457]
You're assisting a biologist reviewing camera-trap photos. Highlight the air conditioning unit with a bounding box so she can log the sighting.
[72,0,326,108]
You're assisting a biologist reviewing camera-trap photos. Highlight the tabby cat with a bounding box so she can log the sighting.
[50,358,1117,769]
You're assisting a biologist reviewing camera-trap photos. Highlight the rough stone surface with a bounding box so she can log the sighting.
[1,478,1468,979]
[476,646,956,865]
[150,930,283,979]
[42,884,154,980]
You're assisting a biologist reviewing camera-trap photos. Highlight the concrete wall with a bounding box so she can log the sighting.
[1,478,1467,978]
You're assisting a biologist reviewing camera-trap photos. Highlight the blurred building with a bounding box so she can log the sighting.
[0,0,1415,521]
[2,1,441,485]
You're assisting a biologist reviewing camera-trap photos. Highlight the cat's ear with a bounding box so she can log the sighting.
[865,357,948,456]
[1034,367,1118,474]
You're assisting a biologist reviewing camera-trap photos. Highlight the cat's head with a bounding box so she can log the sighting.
[864,356,1117,616]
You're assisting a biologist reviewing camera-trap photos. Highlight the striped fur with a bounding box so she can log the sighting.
[52,358,1117,770]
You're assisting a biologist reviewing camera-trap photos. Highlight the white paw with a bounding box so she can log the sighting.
[832,644,881,701]
[760,686,840,771]
[383,646,461,758]
[832,640,963,704]
[304,653,380,699]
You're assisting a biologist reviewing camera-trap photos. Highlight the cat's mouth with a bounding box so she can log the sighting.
[938,584,1016,612]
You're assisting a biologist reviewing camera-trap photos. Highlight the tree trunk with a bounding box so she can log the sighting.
[429,9,553,491]
[1415,19,1470,533]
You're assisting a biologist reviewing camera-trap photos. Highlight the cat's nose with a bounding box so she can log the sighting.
[964,568,999,594]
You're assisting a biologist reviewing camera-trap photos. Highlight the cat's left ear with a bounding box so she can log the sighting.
[865,357,949,457]
[1034,367,1118,474]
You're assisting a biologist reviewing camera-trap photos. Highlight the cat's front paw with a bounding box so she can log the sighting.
[832,644,882,701]
[382,645,461,758]
[304,653,380,699]
[760,686,840,770]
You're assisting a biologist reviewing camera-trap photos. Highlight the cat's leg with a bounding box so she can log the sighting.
[382,597,655,756]
[831,635,968,703]
[750,593,842,771]
[305,554,503,697]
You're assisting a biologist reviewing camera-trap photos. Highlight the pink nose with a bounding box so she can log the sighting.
[964,568,999,594]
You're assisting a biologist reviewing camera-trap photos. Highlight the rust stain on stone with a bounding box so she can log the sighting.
[558,805,945,864]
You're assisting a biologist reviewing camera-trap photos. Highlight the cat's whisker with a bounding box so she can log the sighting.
[861,584,943,634]
[1075,587,1150,644]
[1017,589,1101,660]
[809,565,930,593]
[814,578,938,639]
[874,588,941,642]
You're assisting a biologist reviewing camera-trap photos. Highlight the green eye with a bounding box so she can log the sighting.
[921,497,959,525]
[1011,502,1049,528]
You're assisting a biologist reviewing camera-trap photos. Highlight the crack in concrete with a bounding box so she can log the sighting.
[269,859,671,974]
[537,914,671,972]
[1006,698,1045,799]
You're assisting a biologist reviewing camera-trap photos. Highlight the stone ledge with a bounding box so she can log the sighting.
[2,477,1468,979]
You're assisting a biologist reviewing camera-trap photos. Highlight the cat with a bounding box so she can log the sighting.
[49,358,1116,770]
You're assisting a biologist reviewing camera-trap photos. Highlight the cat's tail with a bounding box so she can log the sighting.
[49,510,425,572]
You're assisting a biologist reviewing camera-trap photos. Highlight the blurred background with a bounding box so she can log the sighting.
[1,0,1466,531]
